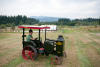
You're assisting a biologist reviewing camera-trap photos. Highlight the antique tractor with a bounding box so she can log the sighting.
[18,25,66,64]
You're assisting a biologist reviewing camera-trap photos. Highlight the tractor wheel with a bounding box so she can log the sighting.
[22,45,37,60]
[51,56,63,65]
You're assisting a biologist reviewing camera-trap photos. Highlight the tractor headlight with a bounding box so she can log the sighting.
[56,42,63,45]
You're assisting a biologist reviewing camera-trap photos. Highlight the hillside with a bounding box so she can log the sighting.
[30,16,59,22]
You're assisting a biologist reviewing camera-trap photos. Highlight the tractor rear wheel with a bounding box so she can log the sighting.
[22,45,37,60]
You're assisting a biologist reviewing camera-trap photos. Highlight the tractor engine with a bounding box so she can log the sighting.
[56,35,64,57]
[44,35,64,57]
[44,40,54,55]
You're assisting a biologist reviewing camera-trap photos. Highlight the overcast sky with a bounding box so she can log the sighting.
[0,0,100,19]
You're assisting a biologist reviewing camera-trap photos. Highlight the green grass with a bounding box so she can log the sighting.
[73,34,94,67]
[76,48,93,67]
[61,29,75,34]
[0,46,19,57]
[89,33,100,39]
[0,34,8,39]
[0,36,7,39]
[45,55,55,67]
[76,40,93,67]
[0,26,100,67]
[3,56,25,67]
[83,34,100,54]
[88,41,100,54]
[0,32,20,40]
[65,38,71,49]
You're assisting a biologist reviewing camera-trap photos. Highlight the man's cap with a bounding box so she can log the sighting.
[29,29,33,33]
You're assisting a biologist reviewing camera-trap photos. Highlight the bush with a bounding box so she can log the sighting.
[0,24,6,29]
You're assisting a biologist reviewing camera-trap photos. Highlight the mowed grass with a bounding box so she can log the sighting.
[0,26,100,67]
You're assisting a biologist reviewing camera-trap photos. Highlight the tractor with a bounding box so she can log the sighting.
[18,25,66,64]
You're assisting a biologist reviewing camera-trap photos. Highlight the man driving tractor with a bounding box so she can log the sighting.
[26,29,42,48]
[26,29,34,42]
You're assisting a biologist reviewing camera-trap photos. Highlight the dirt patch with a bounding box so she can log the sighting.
[0,51,21,66]
[84,33,100,44]
[92,38,100,44]
[16,62,34,67]
[16,56,53,67]
[95,33,100,36]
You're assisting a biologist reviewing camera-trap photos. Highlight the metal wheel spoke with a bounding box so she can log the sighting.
[22,46,37,60]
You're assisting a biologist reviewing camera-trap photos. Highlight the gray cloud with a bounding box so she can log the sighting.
[0,0,99,18]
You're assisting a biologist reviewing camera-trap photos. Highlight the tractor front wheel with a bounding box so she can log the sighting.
[22,45,37,60]
[51,56,63,65]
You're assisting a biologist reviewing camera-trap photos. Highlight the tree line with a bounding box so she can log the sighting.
[0,15,100,29]
[0,15,39,28]
[39,18,100,26]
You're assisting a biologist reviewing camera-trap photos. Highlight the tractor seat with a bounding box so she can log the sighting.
[23,41,37,48]
[32,40,43,48]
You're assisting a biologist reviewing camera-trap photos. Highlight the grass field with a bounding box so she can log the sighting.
[0,26,100,67]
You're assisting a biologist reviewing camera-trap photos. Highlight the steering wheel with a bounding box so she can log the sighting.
[35,37,42,42]
[34,38,38,40]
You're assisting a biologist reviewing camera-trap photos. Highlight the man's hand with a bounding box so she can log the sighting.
[34,38,38,40]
